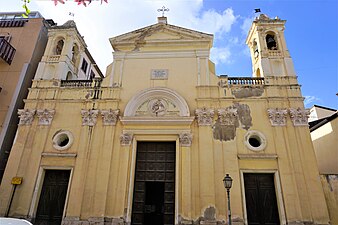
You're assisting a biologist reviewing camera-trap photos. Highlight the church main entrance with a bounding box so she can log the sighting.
[244,173,280,225]
[131,142,176,225]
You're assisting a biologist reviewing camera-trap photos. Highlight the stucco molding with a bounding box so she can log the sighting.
[36,109,56,125]
[267,108,287,126]
[120,132,133,146]
[124,87,190,117]
[217,107,238,125]
[18,109,36,125]
[179,132,193,147]
[289,107,310,126]
[81,109,99,126]
[101,109,120,125]
[195,107,214,126]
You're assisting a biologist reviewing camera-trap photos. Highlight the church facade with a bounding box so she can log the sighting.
[0,14,330,225]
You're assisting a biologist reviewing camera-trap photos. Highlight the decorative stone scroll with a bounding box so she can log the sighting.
[81,109,99,126]
[179,132,193,147]
[120,132,133,146]
[289,108,310,126]
[101,109,120,125]
[37,109,56,125]
[217,107,238,125]
[195,107,214,126]
[267,108,287,126]
[18,109,36,125]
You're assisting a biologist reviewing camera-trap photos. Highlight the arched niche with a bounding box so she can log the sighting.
[265,32,278,50]
[55,38,65,55]
[72,43,79,66]
[124,87,190,117]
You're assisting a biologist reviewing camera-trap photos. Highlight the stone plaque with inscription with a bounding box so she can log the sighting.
[151,69,168,80]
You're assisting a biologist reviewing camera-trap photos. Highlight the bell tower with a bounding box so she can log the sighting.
[246,14,296,77]
[34,20,86,80]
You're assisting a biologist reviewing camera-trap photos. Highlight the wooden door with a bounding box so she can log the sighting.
[132,142,176,225]
[244,173,280,225]
[35,170,70,225]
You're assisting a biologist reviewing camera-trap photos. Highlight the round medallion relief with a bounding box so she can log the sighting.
[148,99,168,116]
[244,130,267,151]
[52,130,74,151]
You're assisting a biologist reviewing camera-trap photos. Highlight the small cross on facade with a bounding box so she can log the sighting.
[157,6,169,17]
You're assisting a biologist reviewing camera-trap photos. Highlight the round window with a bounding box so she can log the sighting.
[244,130,267,151]
[52,130,73,151]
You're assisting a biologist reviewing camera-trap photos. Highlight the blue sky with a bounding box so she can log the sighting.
[1,0,337,109]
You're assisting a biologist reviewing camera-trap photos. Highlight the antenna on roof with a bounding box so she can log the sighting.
[254,8,261,13]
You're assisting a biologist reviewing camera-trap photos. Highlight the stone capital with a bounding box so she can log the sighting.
[195,107,214,126]
[218,107,238,125]
[289,107,310,126]
[81,109,99,126]
[18,109,36,125]
[37,109,56,125]
[179,132,193,147]
[101,109,119,125]
[267,108,287,126]
[120,132,133,146]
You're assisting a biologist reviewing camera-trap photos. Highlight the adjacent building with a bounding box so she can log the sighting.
[0,11,49,182]
[0,14,330,225]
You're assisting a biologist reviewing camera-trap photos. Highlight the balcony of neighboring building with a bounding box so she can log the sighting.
[0,37,16,65]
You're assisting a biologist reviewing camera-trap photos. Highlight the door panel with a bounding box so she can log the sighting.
[132,142,175,225]
[244,173,280,225]
[35,170,70,225]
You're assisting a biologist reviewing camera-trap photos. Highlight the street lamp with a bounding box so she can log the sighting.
[223,174,233,225]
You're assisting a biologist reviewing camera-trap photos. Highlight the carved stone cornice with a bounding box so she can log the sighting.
[81,109,99,126]
[267,108,287,126]
[195,107,214,126]
[120,132,133,146]
[18,109,36,125]
[179,132,193,147]
[37,109,56,125]
[101,109,119,125]
[289,107,310,126]
[218,107,238,125]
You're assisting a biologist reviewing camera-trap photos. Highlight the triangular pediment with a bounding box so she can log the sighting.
[109,22,213,51]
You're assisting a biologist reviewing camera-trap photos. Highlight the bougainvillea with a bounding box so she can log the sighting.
[21,0,108,17]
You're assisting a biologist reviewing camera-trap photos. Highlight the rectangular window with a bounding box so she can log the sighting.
[90,70,95,79]
[81,59,88,73]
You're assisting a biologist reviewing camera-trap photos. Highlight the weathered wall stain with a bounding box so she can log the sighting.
[213,103,252,141]
[231,86,264,98]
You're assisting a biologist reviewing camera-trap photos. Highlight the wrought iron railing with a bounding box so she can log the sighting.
[0,38,16,65]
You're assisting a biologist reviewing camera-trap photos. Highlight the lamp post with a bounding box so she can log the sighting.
[223,174,233,225]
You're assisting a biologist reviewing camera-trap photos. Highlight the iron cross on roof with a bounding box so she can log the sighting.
[157,6,169,17]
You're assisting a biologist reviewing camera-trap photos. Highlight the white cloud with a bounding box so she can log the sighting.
[210,47,232,65]
[240,16,254,35]
[304,95,321,107]
[1,0,239,73]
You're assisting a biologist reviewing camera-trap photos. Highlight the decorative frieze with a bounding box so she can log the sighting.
[195,107,214,126]
[289,107,310,126]
[267,108,287,126]
[179,132,193,147]
[18,109,36,125]
[81,109,99,126]
[217,107,238,125]
[37,109,55,125]
[101,109,119,125]
[120,132,133,146]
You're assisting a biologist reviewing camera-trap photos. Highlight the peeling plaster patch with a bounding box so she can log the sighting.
[204,206,216,221]
[213,119,237,141]
[234,103,252,130]
[213,103,252,141]
[231,86,264,98]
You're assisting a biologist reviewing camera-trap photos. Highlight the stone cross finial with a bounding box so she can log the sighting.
[157,6,169,17]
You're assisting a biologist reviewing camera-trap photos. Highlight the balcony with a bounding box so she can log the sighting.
[219,76,265,87]
[60,78,102,88]
[0,38,16,65]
